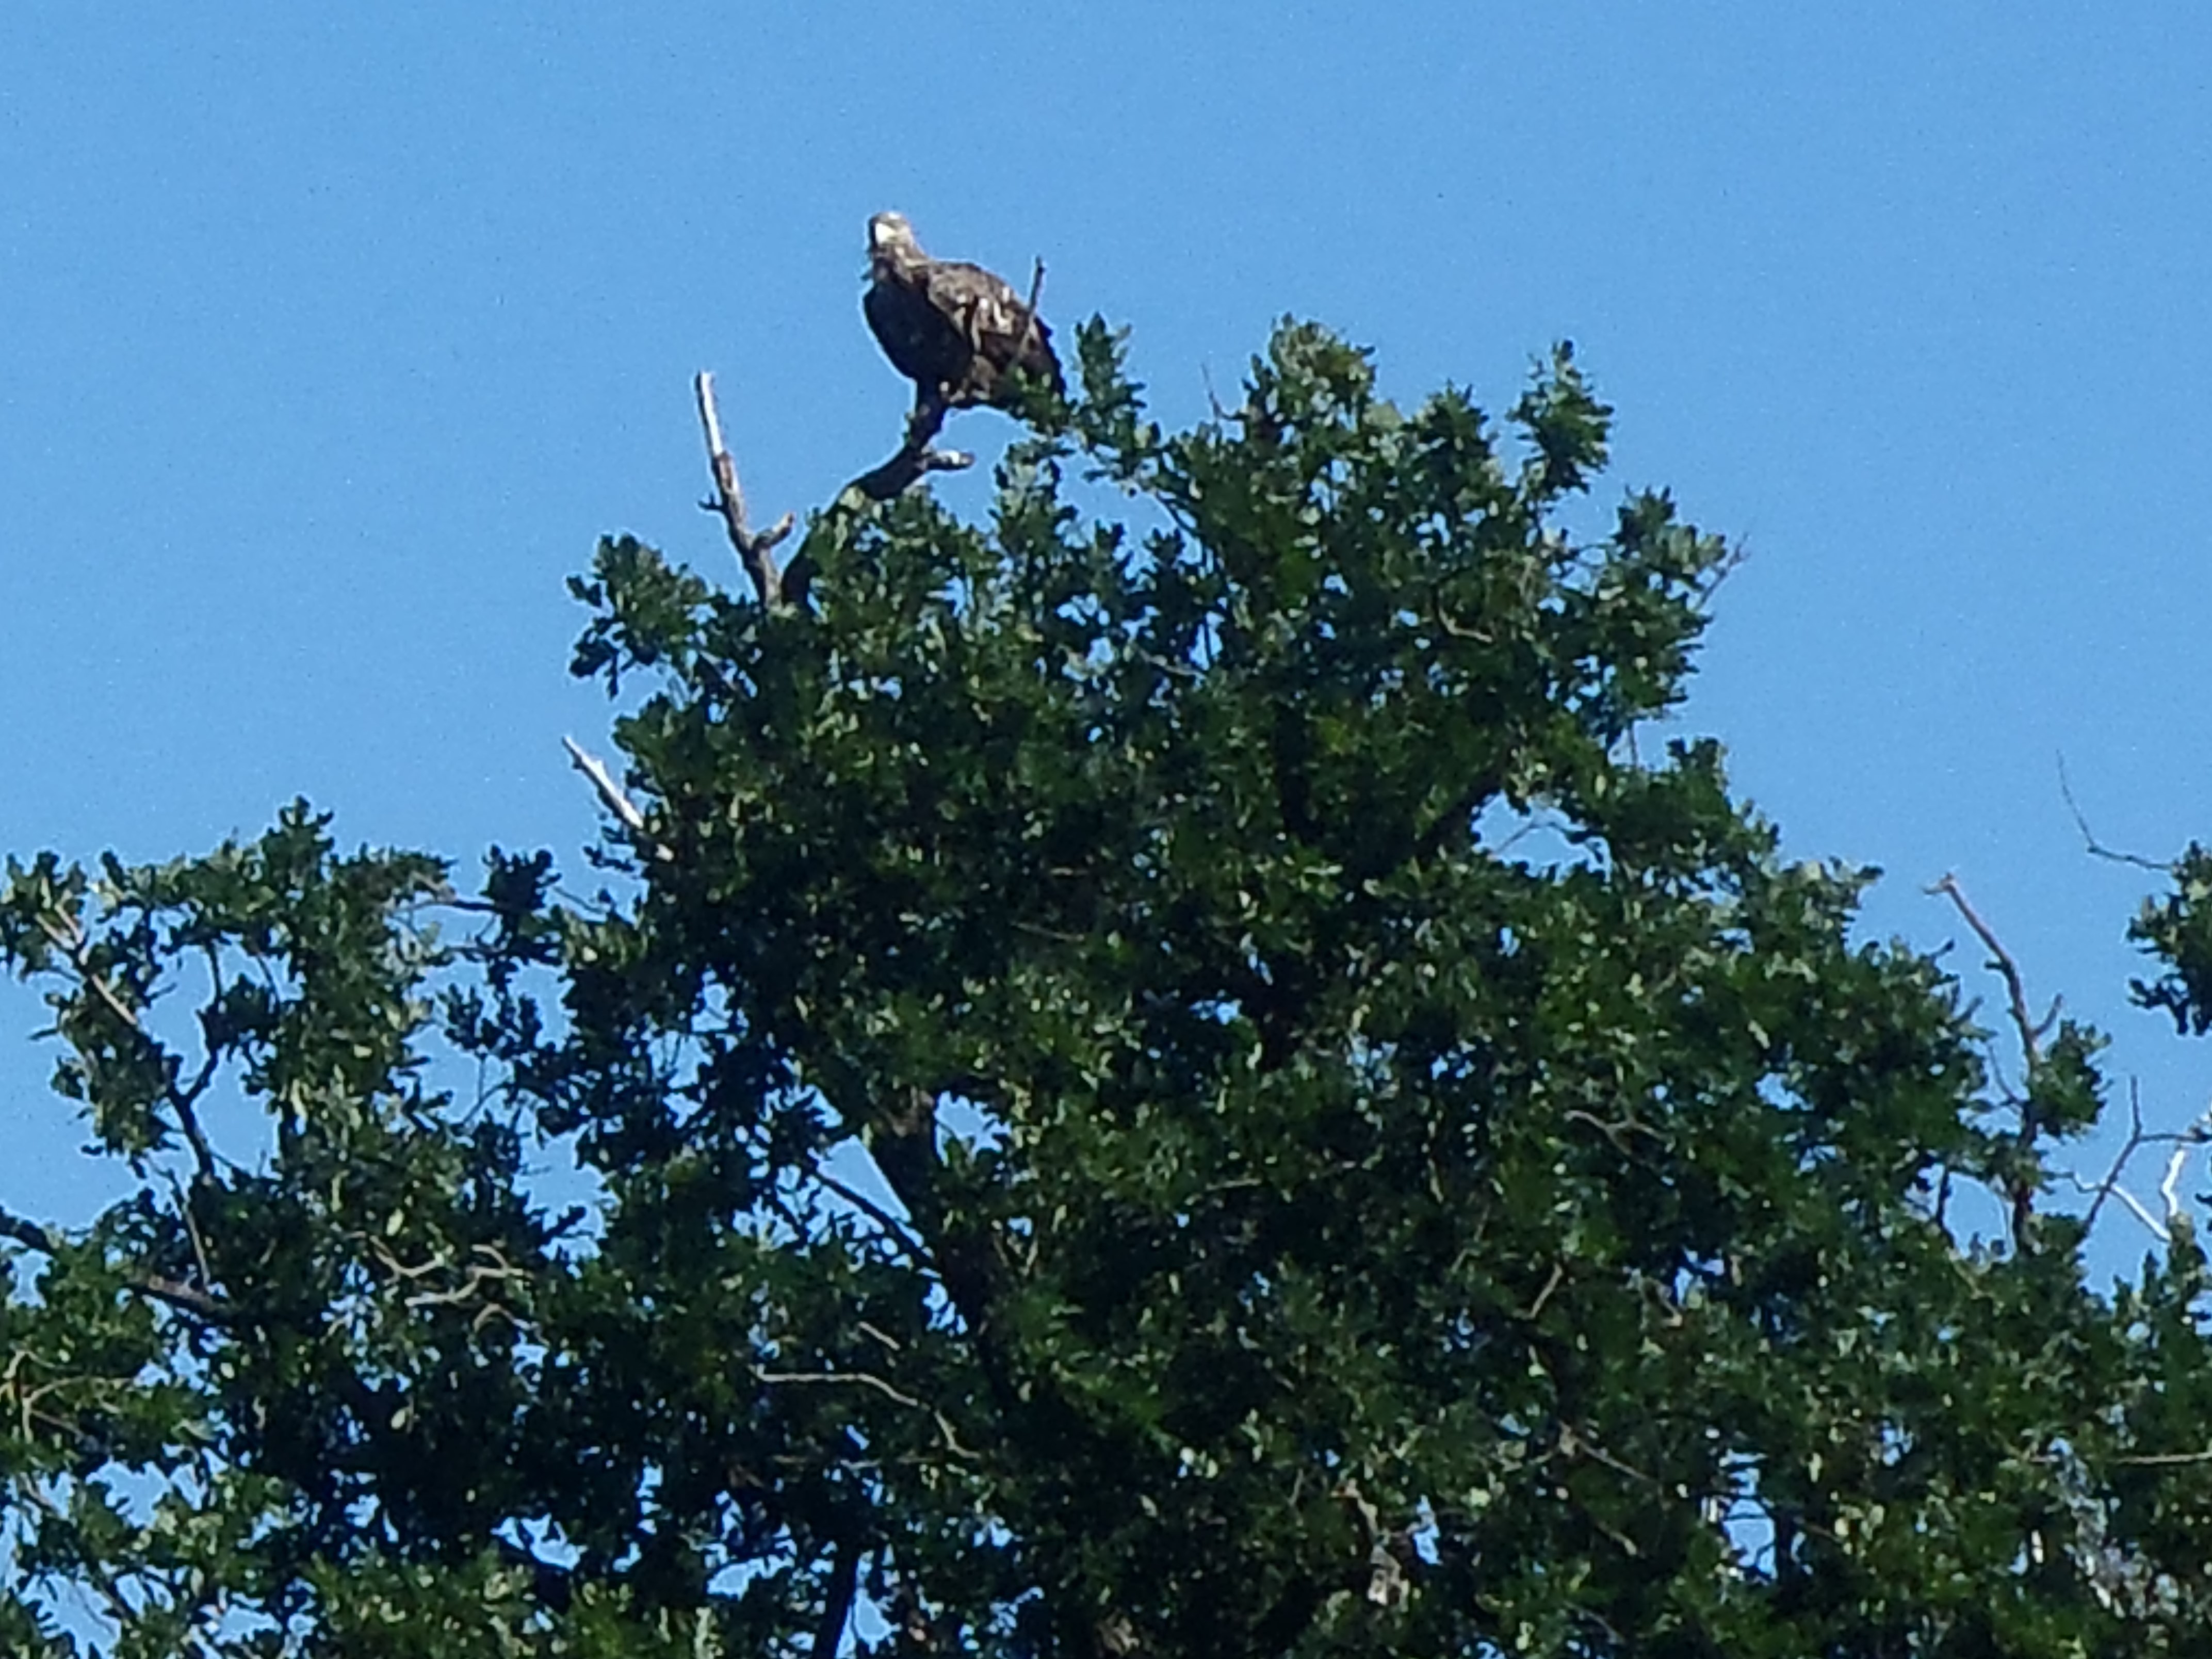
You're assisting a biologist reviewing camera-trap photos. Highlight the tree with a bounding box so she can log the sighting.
[5,316,2212,1657]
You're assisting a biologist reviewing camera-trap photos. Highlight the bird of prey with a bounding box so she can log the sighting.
[863,212,1061,414]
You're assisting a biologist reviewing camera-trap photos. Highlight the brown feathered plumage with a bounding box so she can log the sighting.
[864,212,1061,410]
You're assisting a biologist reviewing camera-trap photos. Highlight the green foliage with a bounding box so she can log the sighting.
[2132,844,2212,1036]
[6,320,2212,1654]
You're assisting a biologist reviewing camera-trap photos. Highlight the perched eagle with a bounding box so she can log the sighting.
[864,212,1062,411]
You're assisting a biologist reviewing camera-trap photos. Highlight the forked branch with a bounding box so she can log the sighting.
[843,392,974,503]
[695,371,796,607]
[1928,873,2062,1247]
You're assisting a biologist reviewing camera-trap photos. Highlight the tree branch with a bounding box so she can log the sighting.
[0,1205,237,1326]
[806,1163,932,1269]
[843,391,974,503]
[0,1205,56,1256]
[2057,754,2173,873]
[997,257,1047,405]
[1929,873,2054,1069]
[32,913,219,1182]
[812,1536,861,1659]
[754,1363,979,1461]
[562,736,673,864]
[2080,1080,2159,1238]
[1928,873,2065,1249]
[695,370,796,608]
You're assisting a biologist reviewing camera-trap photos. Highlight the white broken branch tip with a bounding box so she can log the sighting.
[2163,1143,2194,1224]
[561,735,649,836]
[694,370,728,459]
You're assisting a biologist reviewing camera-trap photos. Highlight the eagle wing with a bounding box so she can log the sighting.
[864,276,968,391]
[924,260,1061,400]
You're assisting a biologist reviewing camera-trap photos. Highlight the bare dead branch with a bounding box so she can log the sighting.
[2064,1086,2212,1244]
[2082,1080,2153,1237]
[562,736,673,864]
[2057,754,2173,874]
[1928,874,2045,1068]
[2162,1139,2195,1226]
[1929,873,2058,1248]
[2060,1169,2171,1243]
[695,371,797,608]
[1001,256,1046,402]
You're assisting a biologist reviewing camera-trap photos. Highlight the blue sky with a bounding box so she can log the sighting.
[4,4,2209,1256]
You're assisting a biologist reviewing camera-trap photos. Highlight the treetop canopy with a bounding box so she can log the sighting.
[4,318,2210,1657]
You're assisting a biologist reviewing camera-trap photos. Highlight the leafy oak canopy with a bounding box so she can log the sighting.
[5,320,2212,1658]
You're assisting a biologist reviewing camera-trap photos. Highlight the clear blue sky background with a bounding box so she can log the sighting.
[4,5,2208,1261]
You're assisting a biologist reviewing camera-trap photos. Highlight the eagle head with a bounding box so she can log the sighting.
[867,210,925,276]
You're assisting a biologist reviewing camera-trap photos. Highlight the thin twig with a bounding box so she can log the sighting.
[34,914,142,1033]
[26,1483,141,1630]
[1522,1261,1566,1322]
[808,1165,932,1268]
[2057,754,2172,873]
[2113,1446,2212,1466]
[33,914,219,1179]
[1928,874,2046,1068]
[998,257,1047,404]
[2060,1169,2171,1242]
[755,1364,980,1461]
[1563,1108,1666,1153]
[695,371,796,608]
[164,1170,216,1298]
[2082,1080,2152,1237]
[1199,362,1233,422]
[856,1320,904,1354]
[1929,873,2060,1249]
